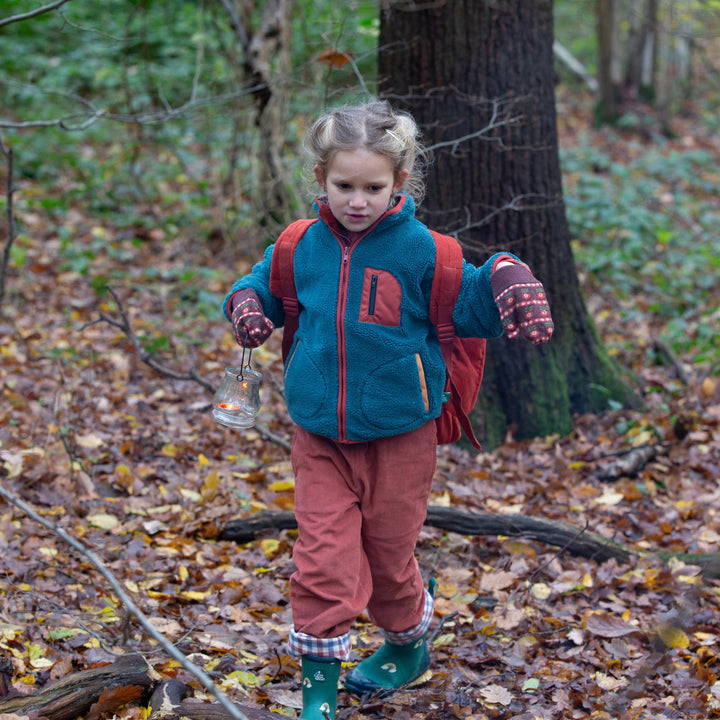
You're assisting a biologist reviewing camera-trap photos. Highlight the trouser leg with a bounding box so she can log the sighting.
[288,422,437,660]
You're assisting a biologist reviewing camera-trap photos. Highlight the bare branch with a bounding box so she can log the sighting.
[0,83,266,130]
[0,483,251,720]
[425,116,521,155]
[0,0,72,29]
[83,286,218,393]
[82,287,292,452]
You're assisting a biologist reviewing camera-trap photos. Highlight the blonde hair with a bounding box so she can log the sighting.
[306,100,427,204]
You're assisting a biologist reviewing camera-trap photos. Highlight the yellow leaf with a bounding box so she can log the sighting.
[87,514,120,530]
[0,624,22,641]
[178,565,189,582]
[567,461,586,470]
[657,624,689,649]
[201,470,220,501]
[701,376,717,398]
[221,670,261,688]
[181,590,210,601]
[531,583,551,600]
[266,462,293,474]
[268,479,295,492]
[261,539,280,558]
[161,444,178,457]
[91,226,110,239]
[431,632,455,647]
[198,454,210,467]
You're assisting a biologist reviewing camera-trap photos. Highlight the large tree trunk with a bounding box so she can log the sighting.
[378,0,640,448]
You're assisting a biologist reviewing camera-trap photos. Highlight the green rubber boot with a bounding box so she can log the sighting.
[300,655,341,719]
[345,579,436,697]
[344,635,430,696]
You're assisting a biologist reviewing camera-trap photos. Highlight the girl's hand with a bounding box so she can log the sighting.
[230,289,275,348]
[490,264,554,344]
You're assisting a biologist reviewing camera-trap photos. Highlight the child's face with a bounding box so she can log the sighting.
[315,149,409,232]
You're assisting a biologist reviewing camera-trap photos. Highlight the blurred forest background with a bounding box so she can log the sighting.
[1,1,720,719]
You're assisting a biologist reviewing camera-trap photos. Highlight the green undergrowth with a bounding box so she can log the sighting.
[562,138,720,366]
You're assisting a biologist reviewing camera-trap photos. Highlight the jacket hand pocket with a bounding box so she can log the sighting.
[360,354,431,431]
[283,340,329,421]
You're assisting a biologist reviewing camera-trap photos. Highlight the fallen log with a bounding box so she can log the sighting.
[0,653,156,720]
[220,506,720,579]
[147,680,283,720]
[0,665,286,720]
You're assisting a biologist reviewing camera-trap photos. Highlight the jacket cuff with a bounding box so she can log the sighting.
[491,253,526,274]
[226,288,261,316]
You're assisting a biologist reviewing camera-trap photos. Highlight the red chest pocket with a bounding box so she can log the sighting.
[359,267,401,327]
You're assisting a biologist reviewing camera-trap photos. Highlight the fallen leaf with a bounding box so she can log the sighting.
[479,683,513,705]
[584,612,639,638]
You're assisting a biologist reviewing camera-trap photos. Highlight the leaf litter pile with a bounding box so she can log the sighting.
[2,134,720,720]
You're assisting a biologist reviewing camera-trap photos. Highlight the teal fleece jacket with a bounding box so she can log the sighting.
[223,195,511,443]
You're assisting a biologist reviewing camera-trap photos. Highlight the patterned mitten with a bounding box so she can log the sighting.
[230,289,274,348]
[490,263,554,344]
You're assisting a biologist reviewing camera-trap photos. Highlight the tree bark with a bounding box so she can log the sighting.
[0,653,156,720]
[0,663,282,720]
[378,0,640,448]
[220,508,720,579]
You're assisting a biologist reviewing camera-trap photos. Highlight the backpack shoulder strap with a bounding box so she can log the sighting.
[428,230,464,362]
[429,230,483,450]
[269,218,318,362]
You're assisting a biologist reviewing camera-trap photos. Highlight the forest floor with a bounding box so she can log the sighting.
[1,91,720,720]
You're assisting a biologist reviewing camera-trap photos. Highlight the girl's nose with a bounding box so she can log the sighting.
[349,192,366,208]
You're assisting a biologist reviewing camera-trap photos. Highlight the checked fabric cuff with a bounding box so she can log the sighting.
[288,629,352,661]
[380,588,434,645]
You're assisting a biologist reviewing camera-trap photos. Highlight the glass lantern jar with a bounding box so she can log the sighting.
[212,366,262,429]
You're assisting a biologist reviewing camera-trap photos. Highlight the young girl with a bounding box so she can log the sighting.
[223,101,553,719]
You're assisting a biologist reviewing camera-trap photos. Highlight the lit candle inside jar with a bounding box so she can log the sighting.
[212,367,262,429]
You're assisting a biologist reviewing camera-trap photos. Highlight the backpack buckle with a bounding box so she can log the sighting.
[283,297,299,317]
[436,323,455,344]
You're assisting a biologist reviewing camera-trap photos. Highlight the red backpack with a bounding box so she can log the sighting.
[269,219,485,450]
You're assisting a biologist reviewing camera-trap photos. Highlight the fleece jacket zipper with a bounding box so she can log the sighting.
[336,240,352,441]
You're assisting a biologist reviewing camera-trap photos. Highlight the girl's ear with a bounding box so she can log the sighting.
[393,168,409,193]
[314,165,326,188]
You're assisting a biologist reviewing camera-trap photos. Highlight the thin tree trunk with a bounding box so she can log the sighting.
[597,0,622,121]
[221,0,298,239]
